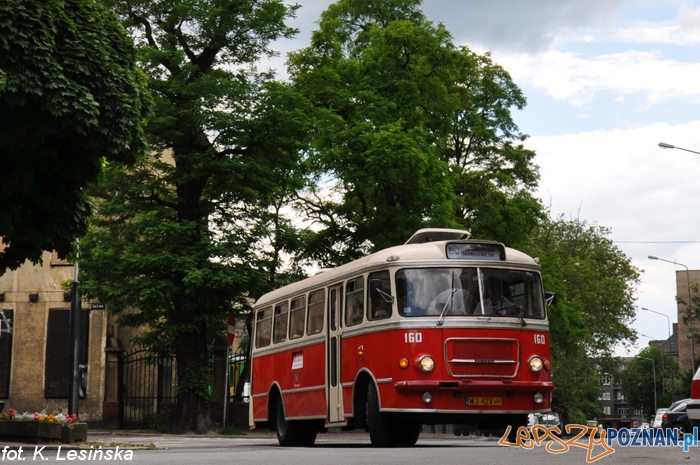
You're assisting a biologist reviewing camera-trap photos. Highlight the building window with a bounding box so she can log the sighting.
[0,310,13,398]
[44,308,89,398]
[601,374,613,385]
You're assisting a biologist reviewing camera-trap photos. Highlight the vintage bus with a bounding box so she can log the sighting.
[249,229,553,447]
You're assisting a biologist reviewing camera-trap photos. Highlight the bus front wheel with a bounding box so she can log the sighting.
[367,384,393,447]
[367,384,419,447]
[274,399,317,447]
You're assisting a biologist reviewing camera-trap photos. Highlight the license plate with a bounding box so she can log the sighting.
[466,396,502,406]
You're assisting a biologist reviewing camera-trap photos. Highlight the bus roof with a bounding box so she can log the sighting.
[254,231,540,308]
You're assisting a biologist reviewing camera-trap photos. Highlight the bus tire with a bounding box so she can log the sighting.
[275,400,294,446]
[274,399,317,447]
[367,383,393,447]
[392,420,420,446]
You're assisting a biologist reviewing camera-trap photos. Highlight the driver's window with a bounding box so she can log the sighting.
[345,276,364,326]
[368,271,392,321]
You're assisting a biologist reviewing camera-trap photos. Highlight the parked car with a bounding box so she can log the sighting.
[688,365,700,428]
[652,408,668,428]
[584,419,602,436]
[660,398,693,434]
[527,412,562,436]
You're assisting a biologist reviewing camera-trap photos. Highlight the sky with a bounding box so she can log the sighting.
[269,0,700,356]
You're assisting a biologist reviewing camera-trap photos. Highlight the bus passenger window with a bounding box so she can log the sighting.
[255,307,272,347]
[307,289,325,335]
[273,302,289,343]
[289,296,306,339]
[345,276,364,326]
[368,271,392,320]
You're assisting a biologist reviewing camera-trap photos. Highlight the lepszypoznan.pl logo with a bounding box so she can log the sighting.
[499,424,699,463]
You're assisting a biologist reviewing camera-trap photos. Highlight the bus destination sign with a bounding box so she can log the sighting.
[445,243,505,261]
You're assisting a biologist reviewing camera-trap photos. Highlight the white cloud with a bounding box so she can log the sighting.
[493,49,700,107]
[528,120,700,354]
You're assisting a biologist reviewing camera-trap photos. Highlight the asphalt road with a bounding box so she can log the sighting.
[2,429,699,464]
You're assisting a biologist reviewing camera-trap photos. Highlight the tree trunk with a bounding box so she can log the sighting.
[175,331,212,433]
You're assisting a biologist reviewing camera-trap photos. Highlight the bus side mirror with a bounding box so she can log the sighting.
[545,292,557,306]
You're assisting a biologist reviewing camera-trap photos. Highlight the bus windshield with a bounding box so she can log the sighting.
[396,268,545,319]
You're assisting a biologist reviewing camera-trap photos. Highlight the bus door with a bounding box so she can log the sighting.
[327,285,344,423]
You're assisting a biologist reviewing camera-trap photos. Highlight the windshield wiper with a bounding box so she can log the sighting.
[437,288,456,326]
[375,288,395,303]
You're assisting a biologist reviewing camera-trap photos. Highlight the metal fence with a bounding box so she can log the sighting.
[120,349,177,428]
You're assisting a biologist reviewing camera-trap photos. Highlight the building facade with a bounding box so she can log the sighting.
[671,269,700,374]
[0,251,109,421]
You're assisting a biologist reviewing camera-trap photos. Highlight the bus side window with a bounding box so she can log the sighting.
[345,276,364,326]
[289,296,306,339]
[368,270,392,320]
[307,289,325,335]
[255,307,272,348]
[273,301,288,344]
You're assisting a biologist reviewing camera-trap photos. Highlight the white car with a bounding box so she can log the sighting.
[652,408,669,428]
[688,365,700,428]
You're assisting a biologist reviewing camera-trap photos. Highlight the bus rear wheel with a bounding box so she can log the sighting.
[274,399,317,447]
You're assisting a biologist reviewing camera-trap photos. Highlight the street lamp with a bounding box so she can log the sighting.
[640,307,672,340]
[648,255,696,374]
[638,356,657,414]
[640,307,674,401]
[658,142,700,155]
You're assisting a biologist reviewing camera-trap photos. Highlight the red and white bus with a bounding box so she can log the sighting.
[249,229,554,446]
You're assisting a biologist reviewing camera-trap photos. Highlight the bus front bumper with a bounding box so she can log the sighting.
[393,379,554,392]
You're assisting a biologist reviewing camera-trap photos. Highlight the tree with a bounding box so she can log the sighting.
[619,347,676,418]
[79,0,300,433]
[288,0,542,265]
[0,0,149,270]
[526,214,641,422]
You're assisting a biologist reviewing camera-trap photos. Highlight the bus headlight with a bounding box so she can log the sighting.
[417,355,435,373]
[533,392,544,404]
[528,356,544,372]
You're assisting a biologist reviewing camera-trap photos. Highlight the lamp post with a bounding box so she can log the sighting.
[68,256,80,416]
[640,307,674,401]
[640,307,672,339]
[648,255,696,374]
[658,142,700,155]
[638,356,657,414]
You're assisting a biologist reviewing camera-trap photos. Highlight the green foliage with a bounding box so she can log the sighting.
[619,347,678,417]
[529,215,639,354]
[0,0,150,270]
[79,0,300,433]
[288,0,542,264]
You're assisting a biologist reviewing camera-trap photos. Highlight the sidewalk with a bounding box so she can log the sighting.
[101,428,280,446]
[2,427,462,450]
[1,428,279,451]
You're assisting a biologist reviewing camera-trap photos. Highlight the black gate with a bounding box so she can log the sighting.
[119,349,177,428]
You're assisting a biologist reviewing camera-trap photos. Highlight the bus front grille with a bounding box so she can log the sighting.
[445,338,519,378]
